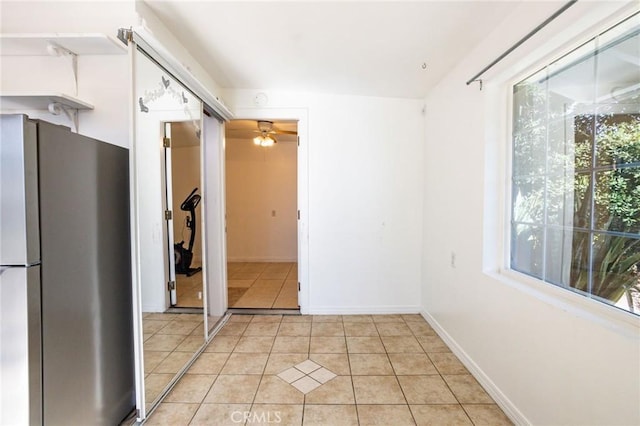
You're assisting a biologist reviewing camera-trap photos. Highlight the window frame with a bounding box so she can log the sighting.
[500,7,640,326]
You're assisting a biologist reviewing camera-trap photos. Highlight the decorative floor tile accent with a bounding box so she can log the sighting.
[291,376,322,393]
[309,367,337,384]
[296,360,321,374]
[277,367,306,383]
[277,360,337,394]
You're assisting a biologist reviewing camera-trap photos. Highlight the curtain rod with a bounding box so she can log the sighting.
[466,0,578,87]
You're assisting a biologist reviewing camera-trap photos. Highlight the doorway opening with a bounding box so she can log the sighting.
[224,119,299,310]
[163,121,204,309]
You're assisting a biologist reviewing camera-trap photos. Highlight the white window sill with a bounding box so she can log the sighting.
[485,268,640,336]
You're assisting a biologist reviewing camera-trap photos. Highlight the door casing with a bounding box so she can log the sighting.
[215,108,310,313]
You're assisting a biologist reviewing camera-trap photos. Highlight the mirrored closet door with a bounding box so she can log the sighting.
[132,47,207,415]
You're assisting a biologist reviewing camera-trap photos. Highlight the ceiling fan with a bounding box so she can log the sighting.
[253,120,296,146]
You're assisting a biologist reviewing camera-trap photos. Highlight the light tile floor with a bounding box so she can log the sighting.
[145,314,512,425]
[228,262,298,309]
[143,313,211,409]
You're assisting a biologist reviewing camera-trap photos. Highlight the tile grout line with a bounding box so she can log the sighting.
[302,315,313,413]
[247,314,284,420]
[189,318,243,422]
[344,315,362,425]
[185,316,225,424]
[409,319,486,426]
[399,317,423,426]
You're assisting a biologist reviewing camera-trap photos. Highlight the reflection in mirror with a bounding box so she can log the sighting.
[141,312,204,409]
[169,122,204,308]
[133,48,207,413]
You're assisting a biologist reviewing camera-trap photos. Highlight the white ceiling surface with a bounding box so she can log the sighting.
[142,1,523,99]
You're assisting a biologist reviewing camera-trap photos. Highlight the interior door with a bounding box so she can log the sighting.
[163,122,177,306]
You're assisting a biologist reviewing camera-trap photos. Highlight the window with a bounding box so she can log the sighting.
[510,13,640,315]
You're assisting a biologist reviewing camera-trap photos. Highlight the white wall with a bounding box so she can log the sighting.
[225,136,298,262]
[223,90,425,313]
[421,2,640,425]
[0,55,130,147]
[0,1,135,146]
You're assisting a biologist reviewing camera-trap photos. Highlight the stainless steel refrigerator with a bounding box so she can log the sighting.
[0,115,135,425]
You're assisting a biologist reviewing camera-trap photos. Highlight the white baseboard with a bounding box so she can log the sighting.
[142,305,167,313]
[420,309,529,426]
[307,305,421,315]
[227,256,297,263]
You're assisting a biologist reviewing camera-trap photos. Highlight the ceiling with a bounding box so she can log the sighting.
[141,1,525,99]
[226,119,298,143]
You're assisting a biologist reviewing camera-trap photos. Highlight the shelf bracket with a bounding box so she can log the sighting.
[71,53,78,96]
[48,102,79,133]
[47,42,79,96]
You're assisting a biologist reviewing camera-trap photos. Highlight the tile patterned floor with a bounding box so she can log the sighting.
[145,314,513,425]
[228,262,298,309]
[143,313,209,409]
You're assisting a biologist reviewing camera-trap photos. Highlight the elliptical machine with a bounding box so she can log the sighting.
[174,187,202,277]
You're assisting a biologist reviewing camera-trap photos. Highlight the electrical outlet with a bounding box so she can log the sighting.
[198,291,202,300]
[451,252,456,268]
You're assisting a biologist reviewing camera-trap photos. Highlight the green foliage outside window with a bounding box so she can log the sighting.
[572,119,640,309]
[512,80,640,314]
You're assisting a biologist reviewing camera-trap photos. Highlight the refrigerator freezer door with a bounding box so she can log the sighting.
[0,115,40,266]
[0,265,42,425]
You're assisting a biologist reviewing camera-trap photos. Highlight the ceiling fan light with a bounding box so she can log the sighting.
[253,136,263,145]
[261,136,275,147]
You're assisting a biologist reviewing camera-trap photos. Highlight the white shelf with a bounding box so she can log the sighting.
[0,92,94,111]
[0,33,126,56]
